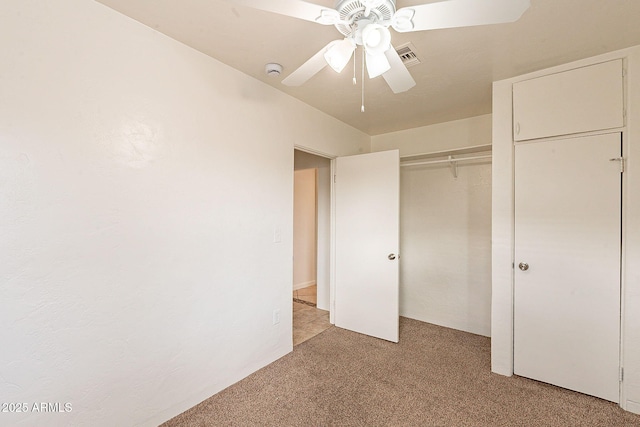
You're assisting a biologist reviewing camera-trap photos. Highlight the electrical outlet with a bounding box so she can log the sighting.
[272,309,280,325]
[273,226,282,243]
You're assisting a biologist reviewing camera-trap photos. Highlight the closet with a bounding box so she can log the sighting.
[511,60,625,402]
[512,59,623,141]
[399,145,493,337]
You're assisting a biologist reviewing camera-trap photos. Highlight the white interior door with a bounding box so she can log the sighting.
[334,150,399,342]
[514,133,622,402]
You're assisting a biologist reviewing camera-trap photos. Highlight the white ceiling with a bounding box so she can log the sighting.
[96,0,640,135]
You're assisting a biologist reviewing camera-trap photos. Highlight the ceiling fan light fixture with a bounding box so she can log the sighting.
[365,51,391,78]
[391,8,415,32]
[324,38,356,73]
[362,24,391,55]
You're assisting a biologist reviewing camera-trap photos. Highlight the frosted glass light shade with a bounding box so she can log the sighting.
[362,24,391,55]
[324,39,356,73]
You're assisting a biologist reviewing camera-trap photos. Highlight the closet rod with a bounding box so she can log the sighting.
[401,154,492,167]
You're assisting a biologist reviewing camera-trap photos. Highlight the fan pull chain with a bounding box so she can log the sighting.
[353,50,357,85]
[361,48,365,113]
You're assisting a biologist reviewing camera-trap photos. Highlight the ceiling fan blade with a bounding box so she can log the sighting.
[381,47,416,94]
[282,41,339,86]
[365,52,391,79]
[393,0,530,33]
[225,0,336,24]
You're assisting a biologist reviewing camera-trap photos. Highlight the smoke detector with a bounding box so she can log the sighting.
[265,63,283,77]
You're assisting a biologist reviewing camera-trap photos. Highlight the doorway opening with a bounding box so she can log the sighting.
[293,149,332,345]
[293,167,318,306]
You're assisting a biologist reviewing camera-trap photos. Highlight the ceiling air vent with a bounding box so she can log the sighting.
[395,42,422,68]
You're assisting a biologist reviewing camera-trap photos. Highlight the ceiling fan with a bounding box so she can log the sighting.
[227,0,530,94]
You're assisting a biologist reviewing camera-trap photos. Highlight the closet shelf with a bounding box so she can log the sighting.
[400,144,492,178]
[399,144,492,162]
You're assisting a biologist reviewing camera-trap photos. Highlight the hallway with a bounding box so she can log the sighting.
[293,285,331,346]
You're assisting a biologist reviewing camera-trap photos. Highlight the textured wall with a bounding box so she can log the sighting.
[0,1,368,425]
[371,114,492,156]
[400,160,492,336]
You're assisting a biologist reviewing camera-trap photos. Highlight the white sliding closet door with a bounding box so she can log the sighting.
[514,133,622,402]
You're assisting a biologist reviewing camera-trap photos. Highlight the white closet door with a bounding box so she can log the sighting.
[335,150,399,343]
[514,133,621,402]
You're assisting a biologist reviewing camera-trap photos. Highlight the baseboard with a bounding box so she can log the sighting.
[148,346,290,426]
[626,399,640,414]
[293,280,316,291]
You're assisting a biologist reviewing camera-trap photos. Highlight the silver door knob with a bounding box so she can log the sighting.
[518,262,529,271]
[388,253,397,260]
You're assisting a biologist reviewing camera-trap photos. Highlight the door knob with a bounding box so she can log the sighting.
[518,262,529,271]
[388,253,397,260]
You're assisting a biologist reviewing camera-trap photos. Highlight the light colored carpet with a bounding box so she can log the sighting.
[162,318,640,426]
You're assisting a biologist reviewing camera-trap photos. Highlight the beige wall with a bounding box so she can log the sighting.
[0,1,368,425]
[371,114,492,156]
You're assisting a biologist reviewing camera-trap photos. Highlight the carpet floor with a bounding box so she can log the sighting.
[162,318,640,426]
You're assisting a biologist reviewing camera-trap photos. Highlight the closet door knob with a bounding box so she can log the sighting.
[388,253,397,260]
[518,262,529,271]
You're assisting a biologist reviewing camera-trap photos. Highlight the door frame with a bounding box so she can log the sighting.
[293,146,338,325]
[294,146,335,322]
[490,47,640,413]
[293,146,400,331]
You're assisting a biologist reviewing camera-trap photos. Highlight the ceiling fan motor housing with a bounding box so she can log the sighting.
[333,0,396,38]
